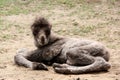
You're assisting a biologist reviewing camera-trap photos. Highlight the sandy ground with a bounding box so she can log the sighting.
[0,2,120,80]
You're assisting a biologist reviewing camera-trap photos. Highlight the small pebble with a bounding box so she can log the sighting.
[76,78,80,80]
[0,66,7,69]
[115,72,119,75]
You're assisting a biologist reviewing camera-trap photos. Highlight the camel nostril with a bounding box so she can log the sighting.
[41,36,45,45]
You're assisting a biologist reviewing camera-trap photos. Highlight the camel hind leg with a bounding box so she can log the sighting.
[53,48,111,74]
[53,57,111,74]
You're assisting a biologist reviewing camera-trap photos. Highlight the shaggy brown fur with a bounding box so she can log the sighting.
[14,17,111,74]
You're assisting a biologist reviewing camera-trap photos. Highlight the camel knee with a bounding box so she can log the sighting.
[92,43,110,62]
[14,48,29,65]
[14,54,22,65]
[95,57,111,71]
[66,50,95,66]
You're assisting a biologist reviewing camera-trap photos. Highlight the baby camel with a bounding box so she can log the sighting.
[14,17,111,74]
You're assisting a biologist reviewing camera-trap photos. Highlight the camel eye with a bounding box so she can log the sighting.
[33,28,39,36]
[45,29,50,36]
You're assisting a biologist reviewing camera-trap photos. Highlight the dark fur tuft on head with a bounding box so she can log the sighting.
[31,17,51,36]
[31,17,51,29]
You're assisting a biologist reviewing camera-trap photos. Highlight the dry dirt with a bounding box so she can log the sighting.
[0,2,120,80]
